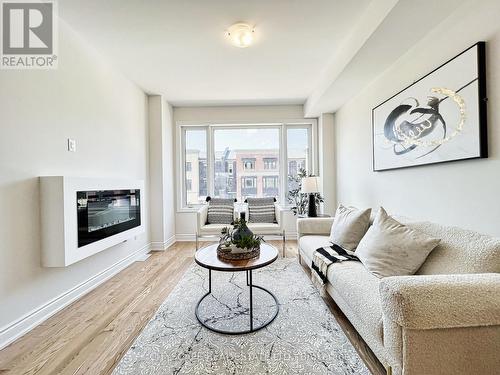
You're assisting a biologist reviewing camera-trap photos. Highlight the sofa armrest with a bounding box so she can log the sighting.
[296,217,334,238]
[274,203,285,228]
[380,273,500,330]
[196,205,209,232]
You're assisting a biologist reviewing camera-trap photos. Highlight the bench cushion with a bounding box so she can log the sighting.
[200,223,281,236]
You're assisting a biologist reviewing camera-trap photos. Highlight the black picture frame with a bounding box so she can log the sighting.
[372,42,487,172]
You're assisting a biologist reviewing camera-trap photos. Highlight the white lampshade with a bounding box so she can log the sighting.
[301,176,320,194]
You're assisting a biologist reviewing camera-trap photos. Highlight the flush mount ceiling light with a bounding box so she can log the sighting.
[226,22,255,48]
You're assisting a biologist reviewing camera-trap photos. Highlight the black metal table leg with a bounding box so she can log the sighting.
[208,269,211,293]
[249,270,253,331]
[195,268,279,335]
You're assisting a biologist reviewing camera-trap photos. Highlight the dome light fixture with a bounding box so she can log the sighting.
[226,22,255,48]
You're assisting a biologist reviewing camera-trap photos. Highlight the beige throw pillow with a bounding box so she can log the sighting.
[356,207,441,278]
[329,204,371,251]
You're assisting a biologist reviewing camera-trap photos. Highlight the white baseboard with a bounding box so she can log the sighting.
[175,234,200,241]
[136,253,152,261]
[150,235,176,251]
[0,242,151,350]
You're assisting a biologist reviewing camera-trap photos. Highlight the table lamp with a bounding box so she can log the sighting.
[301,176,320,217]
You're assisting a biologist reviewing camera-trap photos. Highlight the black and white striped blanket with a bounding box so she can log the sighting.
[311,244,359,288]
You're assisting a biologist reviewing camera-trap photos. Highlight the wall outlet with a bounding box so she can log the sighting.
[67,138,76,152]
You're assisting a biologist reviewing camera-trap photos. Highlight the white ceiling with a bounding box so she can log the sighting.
[59,0,467,114]
[304,0,468,116]
[59,0,372,106]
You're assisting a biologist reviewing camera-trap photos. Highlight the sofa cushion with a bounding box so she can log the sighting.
[356,208,440,278]
[329,204,371,251]
[299,235,332,262]
[299,235,387,363]
[326,261,384,346]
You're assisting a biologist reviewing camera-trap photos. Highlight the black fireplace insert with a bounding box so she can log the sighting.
[77,189,141,247]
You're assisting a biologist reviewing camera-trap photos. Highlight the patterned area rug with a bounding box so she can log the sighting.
[113,258,370,375]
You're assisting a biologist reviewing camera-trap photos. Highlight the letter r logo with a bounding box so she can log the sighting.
[2,2,53,54]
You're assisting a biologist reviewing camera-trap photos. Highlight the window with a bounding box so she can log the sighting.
[241,176,257,198]
[263,158,277,170]
[263,176,278,189]
[180,123,314,209]
[242,158,255,170]
[263,176,279,197]
[213,128,280,201]
[184,128,207,206]
[287,127,310,195]
[243,176,257,188]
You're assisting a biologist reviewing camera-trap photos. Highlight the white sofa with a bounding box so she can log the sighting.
[196,202,286,255]
[297,216,500,375]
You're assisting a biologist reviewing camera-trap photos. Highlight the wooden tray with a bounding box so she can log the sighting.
[217,245,260,260]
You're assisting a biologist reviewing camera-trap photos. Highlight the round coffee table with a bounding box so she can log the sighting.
[194,243,279,334]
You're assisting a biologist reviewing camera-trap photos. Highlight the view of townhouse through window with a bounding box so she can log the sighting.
[214,128,280,201]
[287,127,309,194]
[184,129,207,205]
[242,158,256,170]
[183,125,311,207]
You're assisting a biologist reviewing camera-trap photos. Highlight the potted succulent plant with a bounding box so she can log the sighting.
[219,215,263,259]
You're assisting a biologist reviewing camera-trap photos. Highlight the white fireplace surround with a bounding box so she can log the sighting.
[40,176,146,267]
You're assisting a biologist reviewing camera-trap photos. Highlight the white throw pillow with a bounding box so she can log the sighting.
[329,204,371,251]
[356,207,441,278]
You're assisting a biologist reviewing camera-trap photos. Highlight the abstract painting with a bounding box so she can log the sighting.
[372,42,487,171]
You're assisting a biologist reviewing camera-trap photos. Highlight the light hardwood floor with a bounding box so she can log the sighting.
[0,241,384,375]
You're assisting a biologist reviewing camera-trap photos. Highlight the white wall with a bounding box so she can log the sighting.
[334,0,500,237]
[174,105,305,124]
[163,103,176,243]
[0,20,149,339]
[173,105,311,239]
[148,96,175,250]
[318,113,336,215]
[148,96,164,246]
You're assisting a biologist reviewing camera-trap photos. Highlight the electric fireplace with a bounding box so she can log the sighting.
[77,189,141,247]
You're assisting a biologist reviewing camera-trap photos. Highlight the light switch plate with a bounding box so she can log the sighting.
[67,138,76,152]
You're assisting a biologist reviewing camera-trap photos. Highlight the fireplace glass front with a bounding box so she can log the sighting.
[77,189,141,247]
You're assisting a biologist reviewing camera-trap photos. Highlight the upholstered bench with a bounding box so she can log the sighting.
[195,198,286,256]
